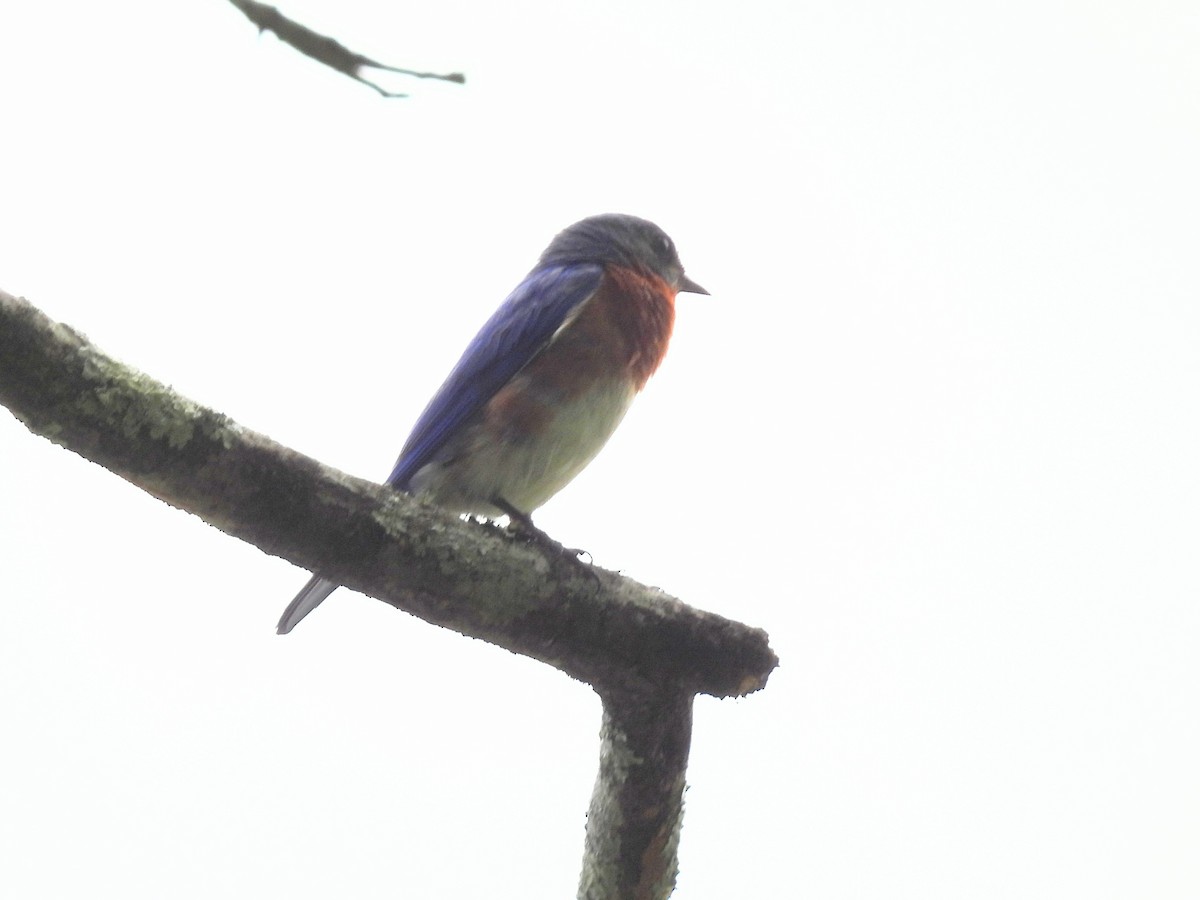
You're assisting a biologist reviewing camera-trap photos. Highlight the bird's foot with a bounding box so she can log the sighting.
[492,498,594,568]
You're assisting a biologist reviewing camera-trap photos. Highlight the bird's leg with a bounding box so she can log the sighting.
[492,496,592,563]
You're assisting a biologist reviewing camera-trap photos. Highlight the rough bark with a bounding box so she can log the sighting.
[580,686,694,900]
[0,288,778,897]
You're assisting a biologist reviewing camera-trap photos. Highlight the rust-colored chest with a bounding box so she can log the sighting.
[569,264,676,390]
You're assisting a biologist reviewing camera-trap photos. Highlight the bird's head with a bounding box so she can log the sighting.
[539,213,708,296]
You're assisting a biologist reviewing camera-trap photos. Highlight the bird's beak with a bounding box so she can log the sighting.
[677,273,709,295]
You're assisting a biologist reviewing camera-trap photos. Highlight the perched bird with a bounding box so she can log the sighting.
[276,213,706,634]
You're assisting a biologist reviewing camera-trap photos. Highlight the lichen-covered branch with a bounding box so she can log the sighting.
[0,289,777,698]
[0,287,776,898]
[226,0,465,97]
[580,687,694,900]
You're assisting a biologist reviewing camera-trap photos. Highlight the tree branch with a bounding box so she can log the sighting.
[0,288,776,695]
[0,288,777,898]
[580,686,694,900]
[226,0,465,97]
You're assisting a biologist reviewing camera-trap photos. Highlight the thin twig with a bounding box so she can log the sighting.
[227,0,465,97]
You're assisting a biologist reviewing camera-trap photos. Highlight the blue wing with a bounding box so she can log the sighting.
[386,262,605,488]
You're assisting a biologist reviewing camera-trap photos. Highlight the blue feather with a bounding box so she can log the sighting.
[386,263,604,487]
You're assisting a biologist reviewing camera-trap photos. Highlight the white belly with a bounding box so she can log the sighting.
[407,377,637,517]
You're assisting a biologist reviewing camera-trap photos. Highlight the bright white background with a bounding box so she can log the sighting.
[2,1,1198,897]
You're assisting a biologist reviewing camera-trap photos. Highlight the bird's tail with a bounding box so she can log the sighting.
[277,574,340,635]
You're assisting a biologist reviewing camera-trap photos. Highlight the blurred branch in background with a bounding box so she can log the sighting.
[0,288,776,899]
[226,0,465,97]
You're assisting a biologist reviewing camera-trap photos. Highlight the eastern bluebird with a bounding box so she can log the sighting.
[276,213,706,634]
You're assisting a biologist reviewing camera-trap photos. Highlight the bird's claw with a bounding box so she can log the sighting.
[493,497,596,576]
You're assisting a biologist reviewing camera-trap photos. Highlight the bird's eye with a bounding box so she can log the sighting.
[660,236,674,257]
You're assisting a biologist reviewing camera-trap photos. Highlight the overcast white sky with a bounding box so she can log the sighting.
[2,1,1198,897]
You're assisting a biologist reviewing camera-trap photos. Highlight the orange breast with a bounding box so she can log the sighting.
[582,264,677,390]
